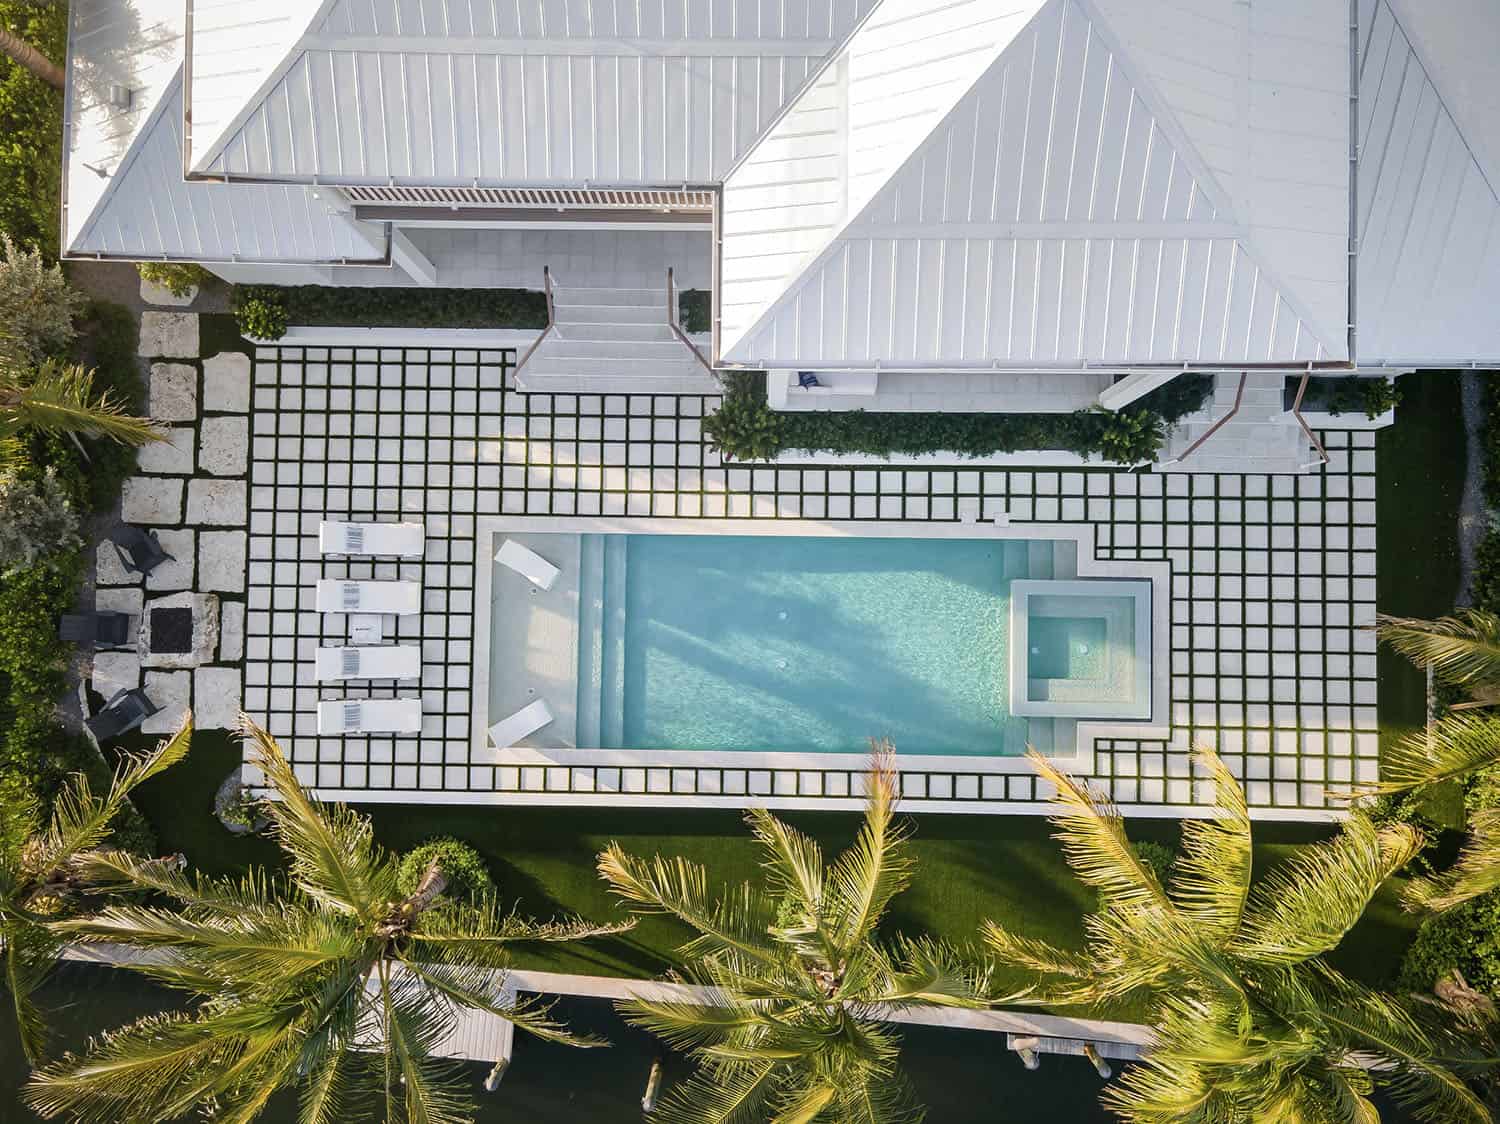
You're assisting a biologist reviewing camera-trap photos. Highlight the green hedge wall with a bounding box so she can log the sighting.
[281,285,548,330]
[0,3,66,256]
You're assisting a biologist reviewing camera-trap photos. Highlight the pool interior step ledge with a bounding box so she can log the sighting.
[575,535,628,748]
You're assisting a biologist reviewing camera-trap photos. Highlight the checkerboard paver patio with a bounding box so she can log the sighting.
[242,345,1378,817]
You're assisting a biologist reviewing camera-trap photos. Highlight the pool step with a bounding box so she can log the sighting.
[1052,539,1078,579]
[1026,540,1053,580]
[574,535,606,749]
[1002,541,1030,580]
[599,535,629,748]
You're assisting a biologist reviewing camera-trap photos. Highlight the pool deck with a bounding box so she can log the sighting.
[242,345,1378,820]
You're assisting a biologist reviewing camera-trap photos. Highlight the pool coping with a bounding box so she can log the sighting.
[471,516,1171,776]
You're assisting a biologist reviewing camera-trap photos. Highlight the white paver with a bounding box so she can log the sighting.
[139,278,196,307]
[92,651,141,695]
[186,479,248,525]
[135,426,195,475]
[193,667,243,730]
[140,670,191,735]
[94,585,144,618]
[220,601,245,661]
[144,528,195,591]
[120,477,183,524]
[199,416,249,476]
[139,312,199,359]
[95,540,138,586]
[202,352,252,412]
[148,363,198,422]
[198,531,246,593]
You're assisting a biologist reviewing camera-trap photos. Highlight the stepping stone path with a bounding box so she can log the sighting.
[93,323,251,734]
[140,277,196,308]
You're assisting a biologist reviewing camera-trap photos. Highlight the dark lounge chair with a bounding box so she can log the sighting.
[59,611,133,649]
[85,687,159,743]
[110,525,174,576]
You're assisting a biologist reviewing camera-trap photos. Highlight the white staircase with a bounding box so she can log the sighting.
[1158,373,1319,474]
[514,283,718,394]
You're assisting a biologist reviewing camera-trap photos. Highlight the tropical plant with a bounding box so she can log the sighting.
[0,466,80,573]
[136,261,210,299]
[232,285,290,340]
[1373,612,1500,910]
[983,747,1498,1124]
[398,838,495,905]
[0,232,85,363]
[26,718,631,1124]
[0,359,158,463]
[597,744,990,1124]
[0,717,191,1064]
[701,372,786,461]
[1094,406,1165,463]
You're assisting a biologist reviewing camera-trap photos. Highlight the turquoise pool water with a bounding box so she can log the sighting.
[574,534,1049,756]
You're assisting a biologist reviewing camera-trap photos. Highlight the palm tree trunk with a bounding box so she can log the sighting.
[0,28,64,92]
[375,859,447,937]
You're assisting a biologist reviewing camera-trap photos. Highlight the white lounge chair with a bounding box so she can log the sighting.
[318,698,423,735]
[487,698,554,748]
[314,646,422,681]
[495,539,560,591]
[320,521,425,557]
[316,579,421,615]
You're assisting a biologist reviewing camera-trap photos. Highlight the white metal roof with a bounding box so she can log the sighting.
[187,0,878,185]
[720,0,1349,368]
[1354,0,1500,366]
[64,0,387,263]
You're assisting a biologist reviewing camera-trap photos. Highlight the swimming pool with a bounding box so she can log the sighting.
[482,525,1156,762]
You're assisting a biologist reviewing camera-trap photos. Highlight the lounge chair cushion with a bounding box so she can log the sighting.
[487,698,554,748]
[495,539,560,591]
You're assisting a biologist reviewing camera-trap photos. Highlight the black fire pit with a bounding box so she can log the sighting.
[148,607,193,654]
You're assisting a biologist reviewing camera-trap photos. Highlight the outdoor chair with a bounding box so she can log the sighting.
[317,698,423,735]
[111,525,174,576]
[85,687,159,742]
[315,580,422,615]
[495,539,560,590]
[487,698,554,749]
[319,520,425,557]
[59,610,133,649]
[314,645,422,681]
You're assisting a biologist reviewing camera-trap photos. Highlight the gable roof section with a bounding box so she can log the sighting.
[187,0,877,185]
[1354,0,1500,365]
[720,0,1351,368]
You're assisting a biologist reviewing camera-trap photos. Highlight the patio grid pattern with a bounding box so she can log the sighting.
[243,345,1378,818]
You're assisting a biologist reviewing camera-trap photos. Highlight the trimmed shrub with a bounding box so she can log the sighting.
[280,285,547,330]
[233,286,290,341]
[1297,375,1402,420]
[679,290,711,334]
[137,262,211,298]
[701,373,786,461]
[396,837,496,904]
[0,232,86,362]
[1398,892,1500,998]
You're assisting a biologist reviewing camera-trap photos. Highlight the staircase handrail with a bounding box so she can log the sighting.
[1167,372,1247,464]
[515,266,556,375]
[1290,371,1330,466]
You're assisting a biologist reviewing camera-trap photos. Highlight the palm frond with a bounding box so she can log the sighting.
[1027,749,1170,913]
[825,747,914,953]
[4,360,160,447]
[1233,815,1423,964]
[297,1047,356,1124]
[1169,745,1253,941]
[1377,711,1500,793]
[411,896,634,951]
[239,717,395,918]
[1404,808,1500,912]
[617,996,764,1054]
[646,1062,781,1124]
[830,1065,923,1124]
[868,935,990,1010]
[399,956,606,1048]
[598,843,780,967]
[26,716,191,878]
[745,807,837,961]
[770,1082,836,1124]
[1378,611,1500,696]
[4,921,57,1063]
[377,969,472,1124]
[980,920,1095,981]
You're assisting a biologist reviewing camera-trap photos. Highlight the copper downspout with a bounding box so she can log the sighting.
[515,266,555,376]
[1291,372,1331,466]
[666,268,715,376]
[1169,372,1247,464]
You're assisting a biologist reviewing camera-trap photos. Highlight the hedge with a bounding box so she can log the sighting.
[396,837,496,904]
[703,371,1211,464]
[238,285,549,336]
[0,2,66,257]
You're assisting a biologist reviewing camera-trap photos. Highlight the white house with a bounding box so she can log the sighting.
[62,0,1500,424]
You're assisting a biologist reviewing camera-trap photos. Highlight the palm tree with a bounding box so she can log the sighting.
[982,747,1497,1124]
[0,717,191,1064]
[0,24,64,91]
[0,360,159,463]
[1375,612,1500,909]
[25,718,632,1124]
[597,743,990,1124]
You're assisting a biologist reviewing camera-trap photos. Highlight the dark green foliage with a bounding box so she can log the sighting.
[1298,375,1402,420]
[280,284,547,330]
[679,289,711,334]
[0,4,66,257]
[1399,892,1500,997]
[701,373,786,461]
[395,836,496,903]
[232,286,290,341]
[705,371,1211,463]
[136,262,210,298]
